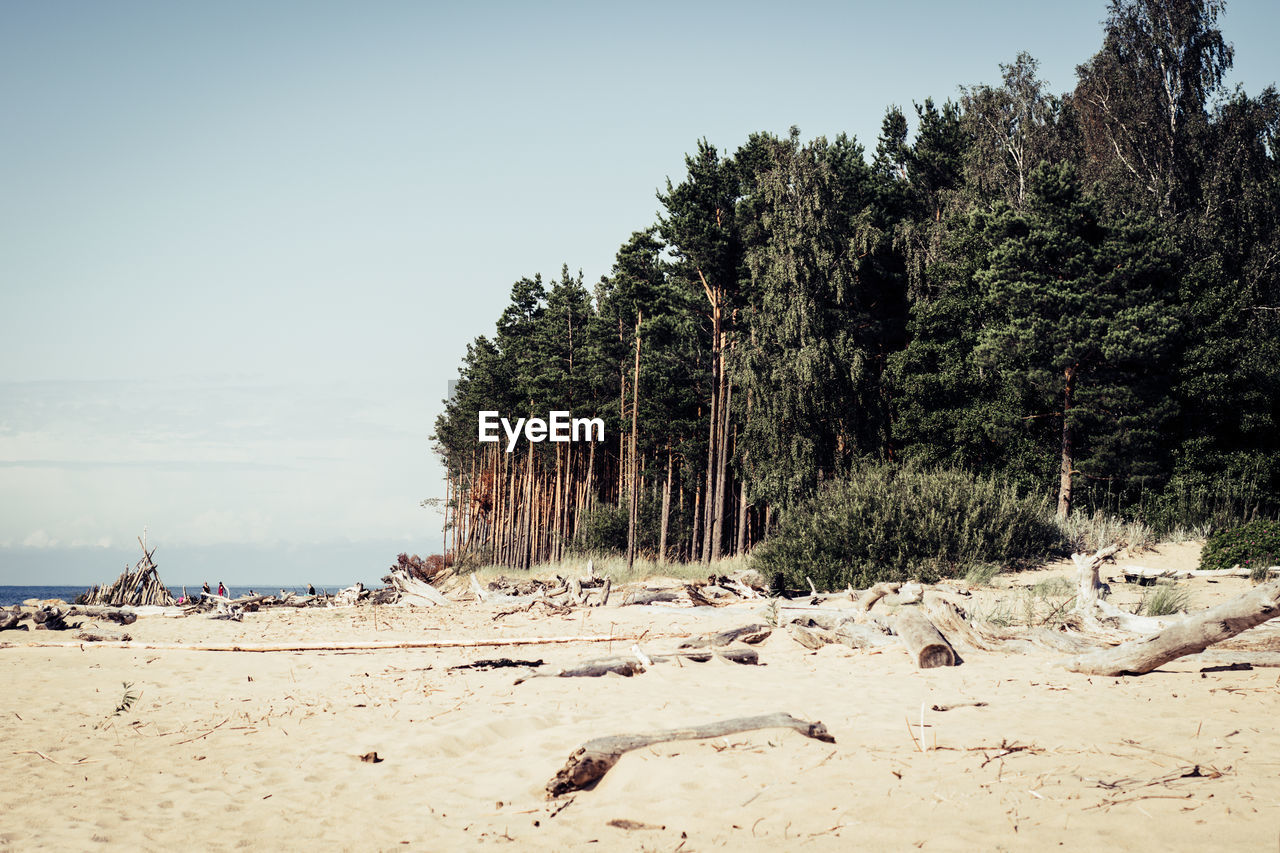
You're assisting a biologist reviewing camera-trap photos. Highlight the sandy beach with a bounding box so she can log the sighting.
[3,544,1279,851]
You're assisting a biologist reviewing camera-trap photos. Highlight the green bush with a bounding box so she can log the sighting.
[574,502,630,554]
[1199,519,1280,574]
[754,462,1061,590]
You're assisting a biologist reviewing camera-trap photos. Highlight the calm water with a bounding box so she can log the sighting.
[0,584,335,607]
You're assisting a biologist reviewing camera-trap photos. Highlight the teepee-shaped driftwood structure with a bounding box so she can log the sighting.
[80,533,175,607]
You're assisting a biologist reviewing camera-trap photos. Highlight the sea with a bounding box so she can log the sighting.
[0,584,343,607]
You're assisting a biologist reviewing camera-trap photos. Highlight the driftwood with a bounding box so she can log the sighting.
[857,582,901,613]
[2,634,665,653]
[621,589,681,606]
[67,606,138,625]
[80,535,175,607]
[1064,578,1280,676]
[383,572,452,607]
[515,656,646,685]
[1073,545,1173,633]
[893,608,957,668]
[546,712,835,797]
[714,646,760,665]
[1124,565,1280,581]
[450,658,543,671]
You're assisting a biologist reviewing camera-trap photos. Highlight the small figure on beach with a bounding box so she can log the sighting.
[202,581,211,595]
[307,583,316,596]
[217,581,226,597]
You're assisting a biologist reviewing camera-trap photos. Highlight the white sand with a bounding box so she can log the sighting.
[2,543,1278,850]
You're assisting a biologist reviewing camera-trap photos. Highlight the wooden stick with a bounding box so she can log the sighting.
[1065,579,1280,676]
[546,712,835,797]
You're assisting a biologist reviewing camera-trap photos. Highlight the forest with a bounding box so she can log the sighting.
[432,0,1280,577]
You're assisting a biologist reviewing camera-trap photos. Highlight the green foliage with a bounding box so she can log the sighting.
[753,463,1061,590]
[113,682,139,716]
[1199,519,1280,573]
[574,503,629,555]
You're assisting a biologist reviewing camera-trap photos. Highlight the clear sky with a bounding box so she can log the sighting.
[2,0,1277,584]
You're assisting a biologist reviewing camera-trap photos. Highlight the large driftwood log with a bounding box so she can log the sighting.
[546,712,835,797]
[1125,565,1280,581]
[893,608,956,668]
[1064,579,1280,675]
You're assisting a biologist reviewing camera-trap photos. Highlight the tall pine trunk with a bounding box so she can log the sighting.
[1058,365,1076,518]
[710,346,731,561]
[626,313,643,569]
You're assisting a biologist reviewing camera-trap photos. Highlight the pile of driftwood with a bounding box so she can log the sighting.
[470,565,768,617]
[0,603,138,639]
[767,546,1280,677]
[79,536,175,607]
[181,590,335,621]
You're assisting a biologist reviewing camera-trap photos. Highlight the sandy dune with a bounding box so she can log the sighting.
[2,544,1279,851]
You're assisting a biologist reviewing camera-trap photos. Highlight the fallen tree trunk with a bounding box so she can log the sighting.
[1065,579,1280,676]
[546,712,835,797]
[894,608,956,668]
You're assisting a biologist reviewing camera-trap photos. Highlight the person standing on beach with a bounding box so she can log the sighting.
[203,581,211,596]
[307,583,316,596]
[218,581,226,597]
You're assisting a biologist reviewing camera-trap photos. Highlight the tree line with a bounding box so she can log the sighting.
[433,0,1280,569]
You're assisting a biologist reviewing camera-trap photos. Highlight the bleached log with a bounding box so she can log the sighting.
[1074,544,1123,606]
[1064,579,1280,676]
[1125,565,1280,581]
[386,572,452,607]
[893,608,956,668]
[470,573,490,602]
[546,712,834,797]
[515,657,646,684]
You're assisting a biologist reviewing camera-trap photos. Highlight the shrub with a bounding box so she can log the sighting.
[753,462,1062,590]
[1199,519,1280,575]
[574,502,630,554]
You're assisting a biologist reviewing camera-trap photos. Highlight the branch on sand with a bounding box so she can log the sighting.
[546,712,835,797]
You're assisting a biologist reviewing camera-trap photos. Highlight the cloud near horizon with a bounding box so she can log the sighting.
[0,377,443,551]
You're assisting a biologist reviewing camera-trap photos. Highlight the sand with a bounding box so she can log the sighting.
[2,543,1279,851]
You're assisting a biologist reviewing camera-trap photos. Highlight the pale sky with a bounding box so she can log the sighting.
[3,0,1277,584]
